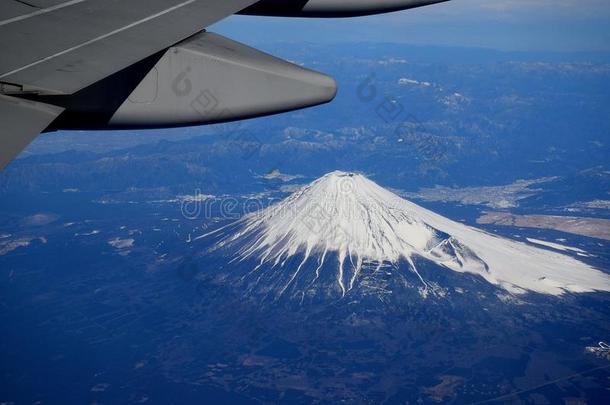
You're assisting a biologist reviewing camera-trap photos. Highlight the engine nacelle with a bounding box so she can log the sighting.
[107,32,337,129]
[240,0,449,18]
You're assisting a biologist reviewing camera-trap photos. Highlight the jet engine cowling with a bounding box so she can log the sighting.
[240,0,449,18]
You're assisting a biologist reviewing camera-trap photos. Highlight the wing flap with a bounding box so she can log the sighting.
[0,95,64,170]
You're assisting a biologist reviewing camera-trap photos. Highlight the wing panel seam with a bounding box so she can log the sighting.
[0,0,87,27]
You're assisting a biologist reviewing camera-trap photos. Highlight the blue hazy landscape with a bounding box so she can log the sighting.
[2,2,610,403]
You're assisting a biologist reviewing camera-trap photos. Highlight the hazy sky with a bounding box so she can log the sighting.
[213,0,610,52]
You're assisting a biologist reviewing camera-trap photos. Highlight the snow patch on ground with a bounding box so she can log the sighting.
[526,238,589,255]
[0,237,47,256]
[258,169,304,182]
[108,238,135,255]
[398,78,432,87]
[75,230,100,237]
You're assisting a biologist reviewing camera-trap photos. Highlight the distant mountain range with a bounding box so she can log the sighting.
[2,43,609,197]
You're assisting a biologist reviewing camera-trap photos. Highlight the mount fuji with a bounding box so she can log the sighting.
[195,171,610,304]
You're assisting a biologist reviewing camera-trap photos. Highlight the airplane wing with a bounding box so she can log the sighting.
[0,0,258,95]
[0,0,259,169]
[0,0,449,170]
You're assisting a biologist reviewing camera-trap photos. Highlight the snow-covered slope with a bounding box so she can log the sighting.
[198,171,610,297]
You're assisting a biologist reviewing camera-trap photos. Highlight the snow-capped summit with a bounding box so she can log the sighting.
[198,171,610,299]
